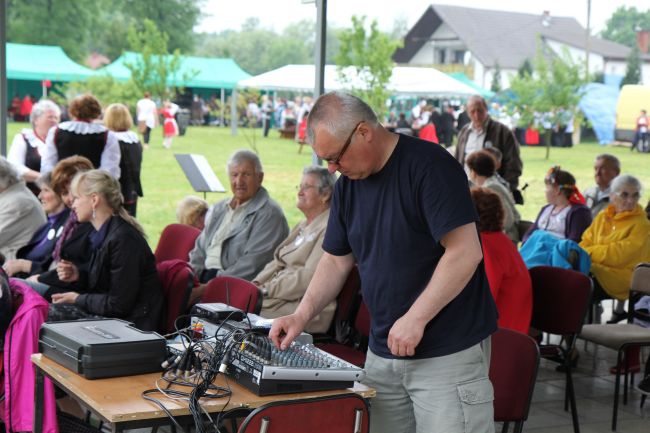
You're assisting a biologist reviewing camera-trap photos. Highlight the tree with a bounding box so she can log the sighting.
[54,76,140,111]
[601,6,650,48]
[506,41,586,159]
[125,19,184,101]
[7,0,202,63]
[491,62,502,93]
[122,0,203,54]
[621,45,642,86]
[195,19,343,75]
[518,59,533,78]
[6,0,101,61]
[335,16,402,119]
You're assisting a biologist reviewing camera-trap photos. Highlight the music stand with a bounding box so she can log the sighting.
[174,154,226,199]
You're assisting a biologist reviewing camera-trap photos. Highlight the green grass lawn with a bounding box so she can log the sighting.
[6,122,650,249]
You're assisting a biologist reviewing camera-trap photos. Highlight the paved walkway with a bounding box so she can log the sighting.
[516,302,649,433]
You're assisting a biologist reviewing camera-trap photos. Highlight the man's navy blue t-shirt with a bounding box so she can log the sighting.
[323,134,498,359]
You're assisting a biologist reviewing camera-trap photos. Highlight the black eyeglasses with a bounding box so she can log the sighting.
[326,121,362,165]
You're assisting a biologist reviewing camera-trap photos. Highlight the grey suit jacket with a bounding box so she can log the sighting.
[0,182,46,260]
[189,187,289,281]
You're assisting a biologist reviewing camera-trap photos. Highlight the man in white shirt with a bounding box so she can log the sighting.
[455,95,523,201]
[136,92,158,148]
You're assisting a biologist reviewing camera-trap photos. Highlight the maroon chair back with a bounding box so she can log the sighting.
[201,276,262,314]
[237,394,369,433]
[354,301,371,338]
[490,328,540,426]
[315,301,370,367]
[328,266,362,343]
[154,224,201,264]
[529,266,592,336]
[157,260,196,334]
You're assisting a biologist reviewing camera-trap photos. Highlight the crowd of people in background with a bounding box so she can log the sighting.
[1,89,650,426]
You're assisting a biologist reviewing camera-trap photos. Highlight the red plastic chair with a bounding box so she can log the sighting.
[490,328,540,433]
[237,394,369,433]
[530,266,592,433]
[157,260,196,334]
[317,301,370,367]
[201,276,262,314]
[154,224,201,264]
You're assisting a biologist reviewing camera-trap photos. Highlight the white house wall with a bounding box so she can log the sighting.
[545,39,605,74]
[605,60,627,78]
[410,22,466,65]
[481,67,517,90]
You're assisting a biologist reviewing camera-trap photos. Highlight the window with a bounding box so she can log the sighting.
[436,49,447,64]
[453,50,466,64]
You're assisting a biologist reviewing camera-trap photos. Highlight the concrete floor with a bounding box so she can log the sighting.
[514,302,650,433]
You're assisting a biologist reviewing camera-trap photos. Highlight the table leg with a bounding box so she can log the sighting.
[33,368,44,433]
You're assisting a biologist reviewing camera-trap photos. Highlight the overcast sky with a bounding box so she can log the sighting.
[195,0,645,34]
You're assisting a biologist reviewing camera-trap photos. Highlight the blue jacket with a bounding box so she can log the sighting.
[519,230,591,274]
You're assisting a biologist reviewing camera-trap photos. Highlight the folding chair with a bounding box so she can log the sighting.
[529,266,592,433]
[579,263,650,431]
[490,328,540,433]
[317,301,370,367]
[202,276,263,314]
[154,223,201,263]
[156,260,196,334]
[237,394,369,433]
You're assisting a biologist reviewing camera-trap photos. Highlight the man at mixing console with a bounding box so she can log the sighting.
[270,92,498,433]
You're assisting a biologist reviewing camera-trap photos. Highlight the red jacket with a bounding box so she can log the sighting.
[418,124,439,144]
[480,231,532,334]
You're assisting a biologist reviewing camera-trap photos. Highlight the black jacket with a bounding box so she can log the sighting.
[74,217,163,331]
[38,220,95,290]
[17,208,71,277]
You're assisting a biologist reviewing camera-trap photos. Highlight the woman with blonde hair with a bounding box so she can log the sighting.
[177,196,208,230]
[104,103,143,216]
[50,169,162,331]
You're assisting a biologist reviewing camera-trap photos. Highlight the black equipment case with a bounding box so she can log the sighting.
[39,318,166,379]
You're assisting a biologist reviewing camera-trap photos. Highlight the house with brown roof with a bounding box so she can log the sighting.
[393,4,649,89]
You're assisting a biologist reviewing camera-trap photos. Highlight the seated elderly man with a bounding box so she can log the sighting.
[0,157,46,260]
[584,154,621,218]
[252,166,336,333]
[189,150,289,298]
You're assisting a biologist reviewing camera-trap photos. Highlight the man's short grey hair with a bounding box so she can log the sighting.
[610,174,642,195]
[303,165,336,197]
[306,91,378,144]
[227,149,263,174]
[467,95,487,109]
[596,154,621,173]
[0,158,20,191]
[30,99,61,126]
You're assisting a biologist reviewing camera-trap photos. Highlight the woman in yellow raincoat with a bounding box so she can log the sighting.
[580,174,650,309]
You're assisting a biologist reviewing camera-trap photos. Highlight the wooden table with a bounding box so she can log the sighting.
[32,354,375,433]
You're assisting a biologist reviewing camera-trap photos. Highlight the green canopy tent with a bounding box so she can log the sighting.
[6,42,95,102]
[98,51,251,90]
[448,72,495,99]
[98,51,251,128]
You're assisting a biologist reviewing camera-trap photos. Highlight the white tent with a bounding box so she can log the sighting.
[237,64,478,98]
